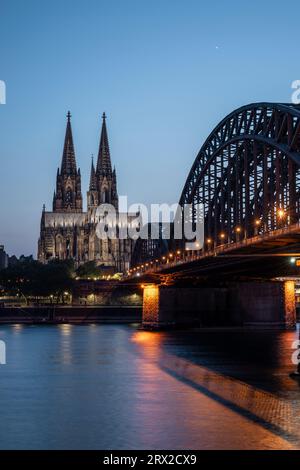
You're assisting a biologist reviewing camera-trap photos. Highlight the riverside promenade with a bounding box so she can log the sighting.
[0,306,142,324]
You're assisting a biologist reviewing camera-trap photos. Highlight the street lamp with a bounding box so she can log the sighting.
[254,218,261,236]
[235,226,241,242]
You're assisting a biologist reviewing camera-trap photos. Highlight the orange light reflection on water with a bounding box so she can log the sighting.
[130,328,299,445]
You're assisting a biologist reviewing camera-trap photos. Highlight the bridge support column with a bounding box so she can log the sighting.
[142,284,161,329]
[141,281,297,330]
[142,285,187,329]
[230,281,297,329]
[142,285,228,329]
[283,280,296,330]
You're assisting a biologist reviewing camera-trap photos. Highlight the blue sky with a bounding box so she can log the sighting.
[0,0,299,256]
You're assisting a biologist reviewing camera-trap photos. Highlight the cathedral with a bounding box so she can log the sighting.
[38,112,135,273]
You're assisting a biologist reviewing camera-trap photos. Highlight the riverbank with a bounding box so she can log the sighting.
[0,306,142,324]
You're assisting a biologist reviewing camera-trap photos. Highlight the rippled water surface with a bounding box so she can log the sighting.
[0,324,299,449]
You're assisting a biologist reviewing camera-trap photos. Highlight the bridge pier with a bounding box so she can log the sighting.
[283,280,297,330]
[142,284,161,329]
[142,281,296,330]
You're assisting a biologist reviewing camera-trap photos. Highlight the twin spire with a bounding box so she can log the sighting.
[60,111,113,185]
[89,155,97,190]
[96,112,112,177]
[54,111,117,213]
[60,111,77,175]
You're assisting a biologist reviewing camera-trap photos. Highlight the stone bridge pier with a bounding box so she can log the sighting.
[142,281,296,330]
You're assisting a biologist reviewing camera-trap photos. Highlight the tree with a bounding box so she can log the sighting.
[0,258,76,301]
[76,261,102,279]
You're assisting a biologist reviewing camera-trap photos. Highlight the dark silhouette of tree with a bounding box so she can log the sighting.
[0,258,75,301]
[76,261,105,279]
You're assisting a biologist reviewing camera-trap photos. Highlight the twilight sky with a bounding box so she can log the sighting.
[0,0,299,257]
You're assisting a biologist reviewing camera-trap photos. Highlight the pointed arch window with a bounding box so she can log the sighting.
[102,189,109,203]
[66,189,73,206]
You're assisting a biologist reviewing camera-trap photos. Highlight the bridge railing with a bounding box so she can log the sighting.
[127,221,300,277]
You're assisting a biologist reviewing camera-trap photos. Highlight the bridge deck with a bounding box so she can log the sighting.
[129,223,300,282]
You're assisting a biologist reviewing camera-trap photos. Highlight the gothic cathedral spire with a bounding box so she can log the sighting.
[61,111,77,175]
[53,112,83,213]
[93,113,118,209]
[96,112,112,176]
[87,155,98,210]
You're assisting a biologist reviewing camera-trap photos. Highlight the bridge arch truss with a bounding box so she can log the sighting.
[180,102,300,247]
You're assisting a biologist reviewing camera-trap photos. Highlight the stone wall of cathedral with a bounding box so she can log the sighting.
[38,211,134,272]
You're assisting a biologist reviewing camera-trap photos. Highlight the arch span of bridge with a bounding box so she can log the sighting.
[130,103,300,330]
[180,102,300,248]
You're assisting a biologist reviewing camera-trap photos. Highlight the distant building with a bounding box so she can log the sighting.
[0,245,8,270]
[38,112,136,272]
[7,255,18,266]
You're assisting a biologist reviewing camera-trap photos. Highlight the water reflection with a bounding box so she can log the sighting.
[58,324,73,336]
[58,324,73,364]
[131,328,300,442]
[0,324,299,450]
[11,324,23,334]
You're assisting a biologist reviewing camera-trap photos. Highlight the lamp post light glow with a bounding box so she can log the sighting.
[207,238,212,250]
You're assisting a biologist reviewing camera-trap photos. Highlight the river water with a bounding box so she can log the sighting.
[0,324,299,449]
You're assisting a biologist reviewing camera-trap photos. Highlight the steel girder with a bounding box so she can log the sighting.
[179,103,300,247]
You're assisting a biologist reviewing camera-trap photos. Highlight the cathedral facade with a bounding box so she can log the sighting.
[38,112,134,273]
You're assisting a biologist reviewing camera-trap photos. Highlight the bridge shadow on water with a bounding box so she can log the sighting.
[131,326,300,445]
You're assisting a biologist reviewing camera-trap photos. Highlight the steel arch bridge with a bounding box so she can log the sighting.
[180,102,300,248]
[130,223,170,268]
[130,102,300,270]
